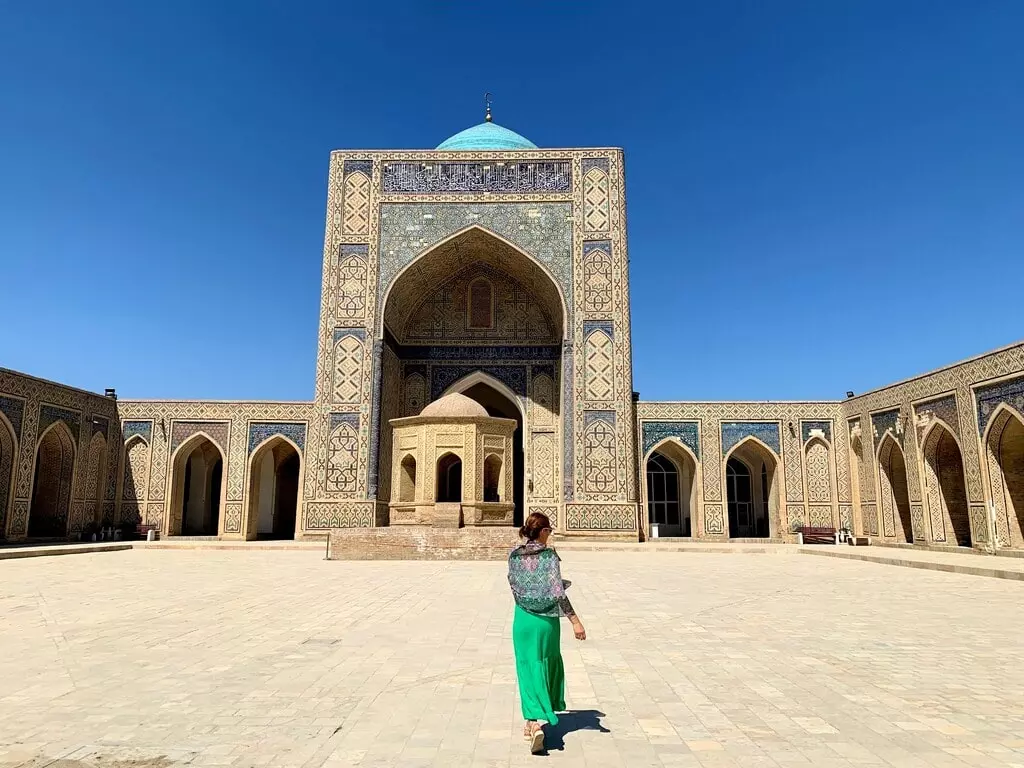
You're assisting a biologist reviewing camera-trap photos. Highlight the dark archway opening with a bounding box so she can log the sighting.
[180,442,222,536]
[28,425,76,538]
[461,381,523,525]
[436,453,463,503]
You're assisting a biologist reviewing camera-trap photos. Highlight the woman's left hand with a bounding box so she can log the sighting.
[571,619,586,641]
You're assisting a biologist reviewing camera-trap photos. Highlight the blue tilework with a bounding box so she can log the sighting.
[582,158,610,174]
[367,340,385,498]
[430,365,526,400]
[584,410,615,428]
[333,327,367,343]
[399,345,560,361]
[383,161,569,193]
[583,321,614,340]
[39,404,81,442]
[871,409,903,446]
[343,160,373,176]
[247,422,307,454]
[122,421,152,443]
[378,203,573,313]
[800,420,832,444]
[582,239,612,256]
[976,375,1024,436]
[0,396,25,440]
[642,421,700,459]
[329,413,360,432]
[340,243,369,259]
[531,364,555,381]
[721,422,780,456]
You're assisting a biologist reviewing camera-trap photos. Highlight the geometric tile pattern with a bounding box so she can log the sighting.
[583,168,610,232]
[800,420,832,444]
[976,375,1024,436]
[0,395,24,440]
[721,422,781,456]
[169,421,229,455]
[640,421,700,459]
[247,422,307,454]
[38,404,81,443]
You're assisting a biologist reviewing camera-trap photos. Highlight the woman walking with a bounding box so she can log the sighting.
[508,512,587,755]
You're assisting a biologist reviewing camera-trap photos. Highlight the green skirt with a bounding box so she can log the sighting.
[513,604,565,724]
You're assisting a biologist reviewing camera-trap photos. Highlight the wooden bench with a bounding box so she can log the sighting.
[799,526,837,545]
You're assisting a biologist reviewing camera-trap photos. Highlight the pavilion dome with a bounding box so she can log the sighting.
[420,392,488,418]
[437,120,537,151]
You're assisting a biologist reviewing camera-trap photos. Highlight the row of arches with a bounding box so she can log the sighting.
[644,435,781,539]
[398,452,504,504]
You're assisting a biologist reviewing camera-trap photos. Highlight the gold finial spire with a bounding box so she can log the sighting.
[484,91,493,122]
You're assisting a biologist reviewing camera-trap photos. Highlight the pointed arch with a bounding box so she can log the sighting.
[28,420,76,538]
[244,434,302,540]
[0,411,17,539]
[436,452,463,503]
[802,436,835,514]
[920,418,971,546]
[876,432,913,543]
[399,453,417,503]
[168,432,225,537]
[643,437,700,538]
[440,370,526,421]
[982,402,1024,548]
[83,431,108,527]
[724,436,779,538]
[380,224,569,339]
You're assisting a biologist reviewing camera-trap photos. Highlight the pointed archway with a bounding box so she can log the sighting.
[644,439,698,537]
[245,436,302,540]
[28,422,76,538]
[983,405,1024,548]
[169,434,224,536]
[921,421,971,546]
[725,437,778,538]
[877,433,913,543]
[375,226,567,520]
[0,413,16,539]
[442,372,525,526]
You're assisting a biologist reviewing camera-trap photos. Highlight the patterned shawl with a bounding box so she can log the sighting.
[507,541,576,618]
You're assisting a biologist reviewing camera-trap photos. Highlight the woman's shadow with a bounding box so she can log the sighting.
[544,710,610,752]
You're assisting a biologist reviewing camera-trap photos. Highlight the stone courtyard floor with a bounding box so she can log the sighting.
[3,550,1024,768]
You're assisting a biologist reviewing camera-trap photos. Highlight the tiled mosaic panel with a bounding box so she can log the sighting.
[382,161,572,194]
[641,421,700,459]
[564,504,635,530]
[0,396,25,440]
[39,404,81,443]
[721,422,781,456]
[800,420,832,444]
[247,422,307,454]
[976,375,1024,437]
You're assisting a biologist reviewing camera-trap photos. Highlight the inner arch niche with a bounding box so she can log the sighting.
[376,227,566,519]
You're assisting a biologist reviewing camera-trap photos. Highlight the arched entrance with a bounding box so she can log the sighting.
[28,423,76,538]
[377,226,566,527]
[644,440,697,537]
[725,438,777,538]
[444,373,525,525]
[984,406,1024,547]
[436,453,463,502]
[84,432,108,526]
[169,435,223,536]
[0,414,16,538]
[921,422,971,546]
[877,434,913,543]
[245,437,301,540]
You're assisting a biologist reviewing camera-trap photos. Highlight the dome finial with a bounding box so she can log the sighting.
[484,91,493,122]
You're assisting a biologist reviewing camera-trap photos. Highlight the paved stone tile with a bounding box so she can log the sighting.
[2,550,1024,767]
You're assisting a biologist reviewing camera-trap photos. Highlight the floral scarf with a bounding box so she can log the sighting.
[507,541,575,618]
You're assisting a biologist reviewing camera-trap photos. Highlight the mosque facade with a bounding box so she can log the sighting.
[2,117,1024,550]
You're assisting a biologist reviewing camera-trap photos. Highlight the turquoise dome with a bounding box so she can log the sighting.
[437,121,537,150]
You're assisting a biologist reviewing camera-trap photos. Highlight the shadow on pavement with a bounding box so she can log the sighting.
[543,709,610,752]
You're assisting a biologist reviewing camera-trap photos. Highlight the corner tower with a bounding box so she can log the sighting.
[308,112,638,537]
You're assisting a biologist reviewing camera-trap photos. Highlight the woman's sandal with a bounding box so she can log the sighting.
[529,723,545,755]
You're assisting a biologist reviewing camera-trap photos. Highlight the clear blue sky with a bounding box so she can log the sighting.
[1,1,1021,402]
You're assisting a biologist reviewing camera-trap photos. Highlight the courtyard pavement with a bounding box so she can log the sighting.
[2,549,1024,768]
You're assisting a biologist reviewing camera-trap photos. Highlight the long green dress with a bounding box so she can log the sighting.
[513,605,566,724]
[508,542,575,725]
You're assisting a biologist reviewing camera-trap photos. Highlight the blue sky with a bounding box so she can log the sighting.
[1,1,1021,401]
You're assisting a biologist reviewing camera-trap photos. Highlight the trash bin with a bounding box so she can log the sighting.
[146,529,156,542]
[650,523,659,539]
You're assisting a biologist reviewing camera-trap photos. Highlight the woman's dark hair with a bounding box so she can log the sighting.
[519,512,552,541]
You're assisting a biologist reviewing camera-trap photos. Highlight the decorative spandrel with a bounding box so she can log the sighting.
[382,161,571,194]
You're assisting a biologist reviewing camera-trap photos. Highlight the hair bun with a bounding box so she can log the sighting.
[518,525,528,538]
